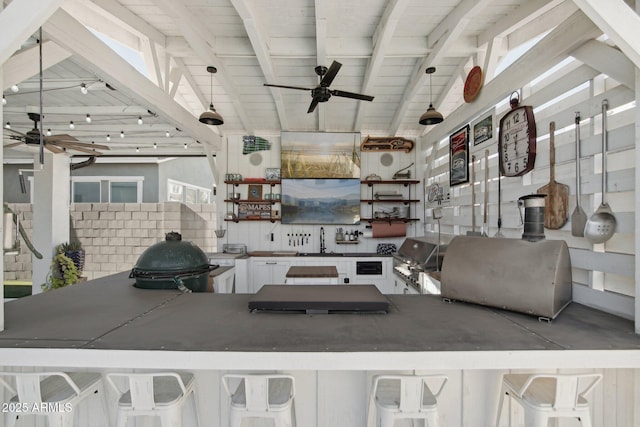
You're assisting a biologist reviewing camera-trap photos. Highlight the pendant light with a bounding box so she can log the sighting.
[419,67,444,125]
[199,66,224,125]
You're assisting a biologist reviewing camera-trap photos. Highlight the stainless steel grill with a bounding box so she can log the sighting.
[392,236,447,294]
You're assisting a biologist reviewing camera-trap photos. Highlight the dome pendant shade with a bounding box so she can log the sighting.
[419,103,443,125]
[200,66,223,126]
[199,103,224,125]
[419,66,444,125]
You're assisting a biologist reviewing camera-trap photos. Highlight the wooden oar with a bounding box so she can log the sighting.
[537,122,569,229]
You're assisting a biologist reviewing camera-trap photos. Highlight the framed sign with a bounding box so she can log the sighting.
[449,125,470,187]
[470,108,496,153]
[247,184,263,200]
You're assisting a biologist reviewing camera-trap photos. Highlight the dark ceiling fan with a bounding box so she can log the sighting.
[264,60,374,113]
[3,112,109,155]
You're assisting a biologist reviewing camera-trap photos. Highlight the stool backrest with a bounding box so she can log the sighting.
[372,374,448,412]
[223,374,295,412]
[520,373,602,410]
[106,373,188,411]
[0,372,80,405]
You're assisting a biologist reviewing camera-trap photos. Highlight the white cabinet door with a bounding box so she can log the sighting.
[251,259,290,292]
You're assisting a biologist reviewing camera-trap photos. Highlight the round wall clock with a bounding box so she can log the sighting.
[463,66,483,103]
[498,92,536,177]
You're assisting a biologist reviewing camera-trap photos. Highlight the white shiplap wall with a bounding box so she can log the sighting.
[421,59,636,319]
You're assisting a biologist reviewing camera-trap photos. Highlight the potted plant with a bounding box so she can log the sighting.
[59,241,85,274]
[42,250,80,291]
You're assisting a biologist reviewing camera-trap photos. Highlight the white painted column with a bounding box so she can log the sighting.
[1,29,4,331]
[31,152,70,293]
[635,0,640,336]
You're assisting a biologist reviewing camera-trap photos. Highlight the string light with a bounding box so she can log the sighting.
[10,84,19,93]
[137,116,143,125]
[69,121,75,129]
[2,95,6,105]
[5,122,10,129]
[120,131,125,139]
[153,142,157,149]
[46,129,52,136]
[184,143,188,149]
[85,114,92,123]
[80,83,88,95]
[165,130,170,137]
[106,134,111,141]
[136,147,140,153]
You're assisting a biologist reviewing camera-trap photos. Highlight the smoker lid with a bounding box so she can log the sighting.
[132,232,209,274]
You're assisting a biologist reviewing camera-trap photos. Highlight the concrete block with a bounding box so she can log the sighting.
[124,220,142,229]
[83,211,99,220]
[162,202,181,212]
[115,211,132,220]
[93,203,109,211]
[164,212,181,221]
[148,212,163,220]
[140,204,159,212]
[163,221,181,230]
[99,211,116,220]
[108,203,124,211]
[132,211,149,220]
[109,220,125,229]
[124,204,141,212]
[72,203,92,212]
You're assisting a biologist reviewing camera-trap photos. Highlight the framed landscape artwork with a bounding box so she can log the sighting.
[280,179,361,224]
[280,132,361,178]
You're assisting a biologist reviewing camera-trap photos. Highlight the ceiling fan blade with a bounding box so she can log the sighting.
[45,144,65,154]
[4,142,24,148]
[45,134,78,142]
[330,89,374,102]
[307,98,320,114]
[52,143,102,155]
[320,61,342,87]
[4,128,27,137]
[264,83,313,91]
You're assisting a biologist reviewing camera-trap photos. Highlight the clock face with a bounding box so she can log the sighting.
[498,105,536,177]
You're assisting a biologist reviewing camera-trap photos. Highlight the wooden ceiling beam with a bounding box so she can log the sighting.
[314,0,327,130]
[43,8,221,150]
[354,0,410,131]
[230,0,289,131]
[151,0,253,135]
[572,0,640,71]
[0,0,63,64]
[3,41,71,90]
[571,39,635,90]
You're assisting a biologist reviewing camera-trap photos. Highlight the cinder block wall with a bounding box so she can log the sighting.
[4,202,219,283]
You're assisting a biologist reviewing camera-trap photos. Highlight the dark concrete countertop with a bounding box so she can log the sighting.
[1,271,640,357]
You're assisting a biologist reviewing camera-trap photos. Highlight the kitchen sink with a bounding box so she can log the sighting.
[297,252,344,257]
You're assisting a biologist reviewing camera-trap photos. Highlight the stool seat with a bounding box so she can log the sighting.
[223,374,296,427]
[368,375,447,427]
[106,372,197,427]
[496,372,602,427]
[0,371,108,427]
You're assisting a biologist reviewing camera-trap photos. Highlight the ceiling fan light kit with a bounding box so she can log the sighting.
[200,66,224,125]
[419,67,444,125]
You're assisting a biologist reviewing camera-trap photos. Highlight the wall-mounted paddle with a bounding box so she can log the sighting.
[584,99,617,244]
[537,121,569,229]
[571,112,587,237]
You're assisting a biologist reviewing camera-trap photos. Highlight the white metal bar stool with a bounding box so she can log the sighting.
[222,374,296,427]
[105,372,197,427]
[368,374,448,427]
[495,373,602,427]
[0,371,107,427]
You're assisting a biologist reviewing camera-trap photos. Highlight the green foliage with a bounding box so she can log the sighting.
[58,241,82,252]
[42,252,80,291]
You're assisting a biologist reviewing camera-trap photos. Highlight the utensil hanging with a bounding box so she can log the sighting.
[467,155,482,236]
[584,99,617,244]
[482,150,489,236]
[537,121,569,229]
[571,112,588,236]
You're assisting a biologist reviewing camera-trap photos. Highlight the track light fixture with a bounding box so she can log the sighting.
[419,67,444,125]
[199,66,224,125]
[80,83,88,95]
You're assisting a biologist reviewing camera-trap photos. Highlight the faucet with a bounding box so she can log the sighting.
[320,227,325,253]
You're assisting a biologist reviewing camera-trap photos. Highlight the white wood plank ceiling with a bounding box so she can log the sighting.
[1,0,634,158]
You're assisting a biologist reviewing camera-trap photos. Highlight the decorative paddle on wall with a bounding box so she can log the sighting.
[264,61,374,113]
[537,121,569,229]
